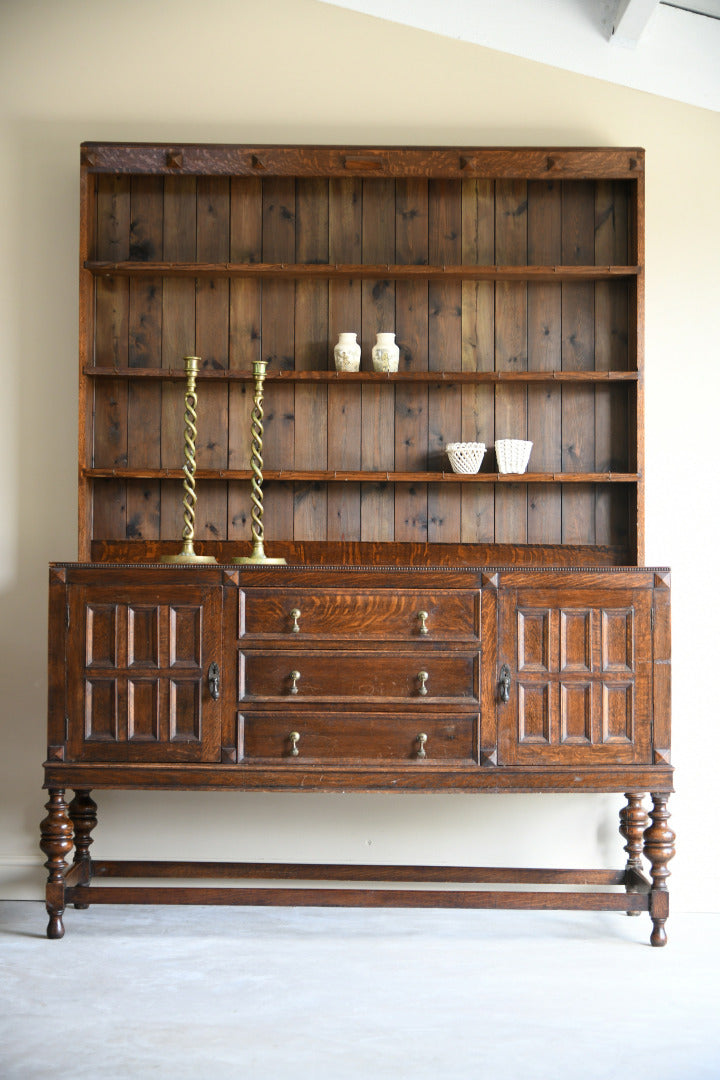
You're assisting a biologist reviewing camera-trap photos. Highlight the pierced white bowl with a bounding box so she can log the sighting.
[446,442,486,474]
[494,439,533,474]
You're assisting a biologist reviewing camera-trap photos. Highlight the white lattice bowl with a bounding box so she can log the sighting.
[446,442,486,474]
[494,439,533,474]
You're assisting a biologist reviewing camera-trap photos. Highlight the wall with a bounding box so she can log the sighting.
[1,0,718,911]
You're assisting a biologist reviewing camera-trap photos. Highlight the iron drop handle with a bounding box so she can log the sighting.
[499,664,511,704]
[208,662,220,701]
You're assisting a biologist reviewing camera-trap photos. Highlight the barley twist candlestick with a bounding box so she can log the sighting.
[162,355,217,564]
[233,358,286,565]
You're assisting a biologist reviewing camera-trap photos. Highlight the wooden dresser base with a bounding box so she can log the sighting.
[43,563,673,945]
[40,787,674,947]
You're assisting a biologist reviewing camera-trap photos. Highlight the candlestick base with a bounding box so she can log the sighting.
[161,540,217,564]
[232,539,286,565]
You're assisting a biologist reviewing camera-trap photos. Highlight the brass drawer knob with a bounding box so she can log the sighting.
[289,670,301,694]
[289,731,300,756]
[290,608,301,633]
[416,733,428,759]
[417,610,429,635]
[417,670,429,696]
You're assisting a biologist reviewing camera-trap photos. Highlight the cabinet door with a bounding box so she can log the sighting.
[66,584,222,762]
[497,586,652,765]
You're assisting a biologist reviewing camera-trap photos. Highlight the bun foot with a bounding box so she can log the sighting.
[650,920,667,947]
[46,908,65,939]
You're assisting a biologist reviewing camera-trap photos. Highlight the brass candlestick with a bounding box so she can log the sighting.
[233,358,286,565]
[162,355,217,564]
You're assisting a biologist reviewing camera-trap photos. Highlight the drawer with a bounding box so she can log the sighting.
[241,712,476,763]
[240,589,479,641]
[240,650,479,703]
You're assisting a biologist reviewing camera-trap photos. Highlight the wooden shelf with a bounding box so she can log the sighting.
[84,366,640,384]
[84,468,640,484]
[84,260,641,282]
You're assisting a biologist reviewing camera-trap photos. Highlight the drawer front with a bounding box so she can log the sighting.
[241,589,479,641]
[241,712,476,763]
[241,651,479,703]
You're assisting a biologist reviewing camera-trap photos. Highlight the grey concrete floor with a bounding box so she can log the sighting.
[1,901,718,1080]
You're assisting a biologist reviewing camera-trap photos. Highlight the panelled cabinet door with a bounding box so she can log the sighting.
[66,585,222,762]
[497,585,653,765]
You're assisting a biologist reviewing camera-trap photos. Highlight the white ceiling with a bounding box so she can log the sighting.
[318,0,720,111]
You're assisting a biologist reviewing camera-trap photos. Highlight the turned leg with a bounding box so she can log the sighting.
[39,789,73,939]
[68,790,97,909]
[643,792,675,947]
[619,792,648,916]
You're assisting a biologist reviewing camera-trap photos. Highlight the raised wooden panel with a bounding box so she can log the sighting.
[127,606,160,668]
[517,682,551,744]
[601,682,634,743]
[127,678,160,740]
[169,606,203,669]
[560,609,592,673]
[169,680,202,741]
[601,608,634,672]
[85,604,118,668]
[560,682,593,744]
[517,609,551,672]
[84,678,118,740]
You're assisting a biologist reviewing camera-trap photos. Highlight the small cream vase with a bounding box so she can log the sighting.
[371,332,400,372]
[333,332,361,372]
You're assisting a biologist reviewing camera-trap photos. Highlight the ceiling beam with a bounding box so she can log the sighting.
[612,0,661,45]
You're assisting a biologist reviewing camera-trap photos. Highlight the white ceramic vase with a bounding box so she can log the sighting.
[333,332,361,372]
[371,332,400,373]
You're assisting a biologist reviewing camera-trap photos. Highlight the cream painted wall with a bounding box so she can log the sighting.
[1,0,718,912]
